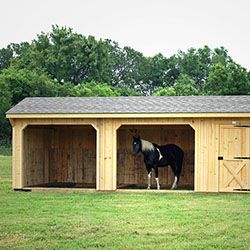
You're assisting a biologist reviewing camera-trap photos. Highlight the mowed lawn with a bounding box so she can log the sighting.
[0,155,250,250]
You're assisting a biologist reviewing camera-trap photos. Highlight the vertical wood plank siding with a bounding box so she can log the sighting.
[11,117,250,192]
[23,125,96,188]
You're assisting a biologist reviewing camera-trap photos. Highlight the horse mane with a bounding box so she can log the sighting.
[140,139,155,152]
[152,143,159,148]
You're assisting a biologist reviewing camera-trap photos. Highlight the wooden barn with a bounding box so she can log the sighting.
[6,96,250,192]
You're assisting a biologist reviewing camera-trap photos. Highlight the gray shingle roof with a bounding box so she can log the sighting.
[6,96,250,114]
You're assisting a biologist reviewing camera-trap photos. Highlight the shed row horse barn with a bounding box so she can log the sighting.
[6,96,250,192]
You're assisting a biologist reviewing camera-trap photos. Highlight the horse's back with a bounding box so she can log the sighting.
[158,144,184,162]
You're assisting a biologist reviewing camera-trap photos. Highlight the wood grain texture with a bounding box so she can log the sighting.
[117,125,195,189]
[23,125,96,188]
[10,116,250,192]
[219,125,250,191]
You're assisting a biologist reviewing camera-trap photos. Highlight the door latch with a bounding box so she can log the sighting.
[234,156,250,160]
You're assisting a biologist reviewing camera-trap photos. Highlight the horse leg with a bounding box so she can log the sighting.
[171,154,184,189]
[146,166,152,190]
[155,167,160,190]
[170,164,179,190]
[171,175,178,190]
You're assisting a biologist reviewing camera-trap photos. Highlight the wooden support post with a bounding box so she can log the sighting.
[12,122,26,189]
[97,119,117,191]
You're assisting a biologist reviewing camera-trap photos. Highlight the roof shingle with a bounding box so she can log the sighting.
[6,96,250,114]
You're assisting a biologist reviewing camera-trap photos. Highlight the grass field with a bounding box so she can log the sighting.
[0,155,250,249]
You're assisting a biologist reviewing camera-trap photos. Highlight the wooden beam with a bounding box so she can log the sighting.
[6,112,250,119]
[12,122,26,189]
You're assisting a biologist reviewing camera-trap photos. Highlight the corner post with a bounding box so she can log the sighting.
[12,121,26,189]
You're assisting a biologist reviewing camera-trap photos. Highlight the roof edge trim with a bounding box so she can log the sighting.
[6,112,250,119]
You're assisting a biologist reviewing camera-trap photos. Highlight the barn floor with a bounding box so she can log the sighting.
[28,182,96,189]
[117,184,194,190]
[20,187,194,193]
[20,187,96,193]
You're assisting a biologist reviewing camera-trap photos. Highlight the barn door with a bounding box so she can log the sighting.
[219,125,250,192]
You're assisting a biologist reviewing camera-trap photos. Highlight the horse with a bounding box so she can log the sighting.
[132,136,184,190]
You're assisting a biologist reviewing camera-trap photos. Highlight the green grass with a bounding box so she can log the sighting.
[0,156,250,249]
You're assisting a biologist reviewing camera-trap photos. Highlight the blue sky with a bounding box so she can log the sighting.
[1,0,250,69]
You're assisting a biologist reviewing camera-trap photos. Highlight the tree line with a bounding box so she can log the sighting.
[0,25,250,141]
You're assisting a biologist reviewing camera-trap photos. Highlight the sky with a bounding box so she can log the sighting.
[1,0,250,69]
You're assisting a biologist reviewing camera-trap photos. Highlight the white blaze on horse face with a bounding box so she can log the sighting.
[141,139,154,152]
[147,172,152,189]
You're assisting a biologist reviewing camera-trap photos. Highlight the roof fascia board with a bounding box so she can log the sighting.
[6,113,250,119]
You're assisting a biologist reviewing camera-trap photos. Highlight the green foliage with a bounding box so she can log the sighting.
[69,82,141,97]
[154,87,176,96]
[144,53,172,94]
[13,25,112,85]
[115,86,141,96]
[0,144,11,156]
[0,25,249,142]
[212,46,232,65]
[1,67,58,105]
[154,74,198,96]
[177,46,213,90]
[108,43,148,93]
[56,82,76,97]
[174,74,198,96]
[72,82,119,97]
[0,46,13,71]
[203,62,250,95]
[0,76,12,141]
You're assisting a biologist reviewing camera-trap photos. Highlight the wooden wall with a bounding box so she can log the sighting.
[11,116,250,192]
[117,125,194,189]
[195,118,250,192]
[23,125,96,188]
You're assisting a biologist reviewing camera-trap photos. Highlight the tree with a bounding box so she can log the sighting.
[72,82,119,97]
[212,46,232,66]
[1,25,250,145]
[147,54,181,92]
[153,74,198,96]
[226,62,250,94]
[115,86,141,96]
[0,67,58,105]
[153,86,176,96]
[176,46,213,91]
[174,74,198,96]
[106,41,149,94]
[13,25,112,85]
[0,46,13,71]
[0,76,12,141]
[203,62,250,95]
[143,53,171,94]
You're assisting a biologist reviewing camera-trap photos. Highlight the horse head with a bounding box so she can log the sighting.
[132,135,141,155]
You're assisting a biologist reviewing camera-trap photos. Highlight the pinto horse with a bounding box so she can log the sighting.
[132,136,184,190]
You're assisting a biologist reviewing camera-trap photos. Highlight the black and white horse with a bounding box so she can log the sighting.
[132,136,184,190]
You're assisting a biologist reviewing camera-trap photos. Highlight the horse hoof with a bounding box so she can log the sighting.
[157,186,161,190]
[147,187,151,190]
